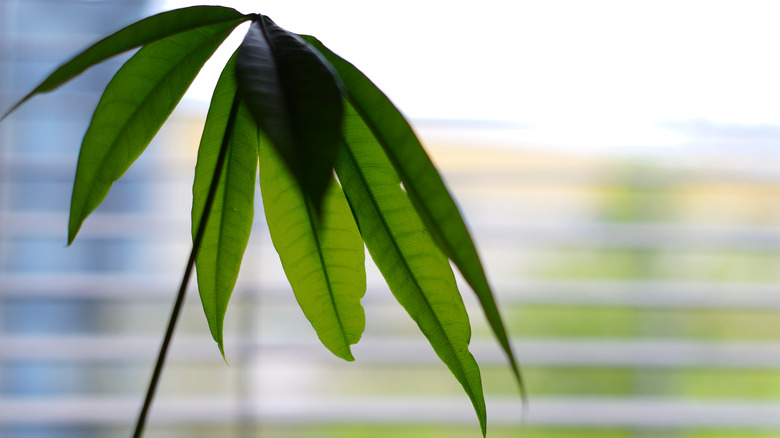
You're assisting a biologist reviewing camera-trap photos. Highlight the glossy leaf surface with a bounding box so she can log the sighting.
[0,7,523,434]
[68,20,237,243]
[237,17,343,213]
[192,53,258,358]
[259,137,365,361]
[335,105,486,435]
[1,6,248,121]
[305,35,524,398]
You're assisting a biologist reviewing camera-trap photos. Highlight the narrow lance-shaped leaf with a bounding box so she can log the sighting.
[68,20,239,244]
[335,105,487,436]
[192,52,258,358]
[1,6,250,121]
[237,16,343,213]
[259,136,365,361]
[304,36,525,399]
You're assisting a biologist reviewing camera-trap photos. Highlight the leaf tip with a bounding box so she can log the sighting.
[0,96,29,124]
[477,396,487,438]
[326,343,355,362]
[218,340,230,366]
[67,221,80,246]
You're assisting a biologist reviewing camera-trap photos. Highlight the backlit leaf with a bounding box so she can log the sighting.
[192,52,258,358]
[304,35,525,399]
[68,20,238,244]
[1,6,249,121]
[237,17,343,213]
[259,135,365,361]
[335,105,486,435]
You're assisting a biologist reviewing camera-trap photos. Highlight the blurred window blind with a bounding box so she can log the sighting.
[4,2,780,438]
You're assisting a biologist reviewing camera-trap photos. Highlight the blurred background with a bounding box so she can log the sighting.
[2,0,780,437]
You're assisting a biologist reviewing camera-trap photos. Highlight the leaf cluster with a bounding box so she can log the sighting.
[1,6,524,436]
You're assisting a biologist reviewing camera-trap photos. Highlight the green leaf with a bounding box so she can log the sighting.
[259,135,365,361]
[1,6,249,121]
[304,35,525,400]
[237,17,343,213]
[192,52,258,358]
[68,19,239,244]
[335,105,486,435]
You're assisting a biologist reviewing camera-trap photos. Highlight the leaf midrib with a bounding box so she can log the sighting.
[348,97,466,261]
[73,25,235,237]
[255,17,300,156]
[303,197,351,353]
[340,141,479,398]
[343,72,523,405]
[206,101,257,345]
[40,10,251,94]
[210,131,235,341]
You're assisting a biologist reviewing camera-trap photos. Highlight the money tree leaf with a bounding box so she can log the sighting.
[304,35,525,399]
[259,135,365,361]
[192,52,258,358]
[335,105,486,436]
[68,20,239,244]
[1,6,249,121]
[237,16,343,213]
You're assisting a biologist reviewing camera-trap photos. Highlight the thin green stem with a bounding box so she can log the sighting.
[132,91,242,438]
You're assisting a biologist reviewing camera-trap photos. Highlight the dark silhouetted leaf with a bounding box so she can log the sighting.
[192,52,258,358]
[304,36,524,401]
[259,135,365,361]
[68,20,238,243]
[237,17,343,213]
[335,104,486,435]
[1,6,249,121]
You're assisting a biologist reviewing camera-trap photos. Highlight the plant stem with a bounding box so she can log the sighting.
[132,91,242,438]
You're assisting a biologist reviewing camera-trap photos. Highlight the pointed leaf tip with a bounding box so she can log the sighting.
[336,105,486,433]
[260,136,366,361]
[192,52,258,360]
[304,35,526,406]
[67,17,238,244]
